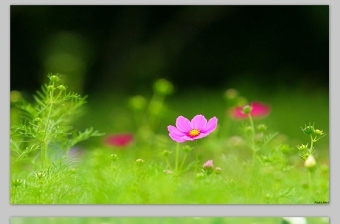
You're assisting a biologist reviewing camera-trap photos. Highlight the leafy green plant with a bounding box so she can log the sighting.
[9,76,329,204]
[10,75,102,203]
[11,74,103,169]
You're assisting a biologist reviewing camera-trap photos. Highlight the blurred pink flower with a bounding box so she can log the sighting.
[203,160,214,169]
[167,114,218,143]
[230,101,271,119]
[105,133,134,147]
[203,160,214,174]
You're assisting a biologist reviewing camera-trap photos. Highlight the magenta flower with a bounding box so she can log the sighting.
[104,133,134,147]
[167,115,218,143]
[230,101,271,119]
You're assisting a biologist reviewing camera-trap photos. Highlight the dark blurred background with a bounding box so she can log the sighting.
[11,5,329,96]
[10,5,330,148]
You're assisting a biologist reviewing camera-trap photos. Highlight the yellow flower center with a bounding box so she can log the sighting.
[189,129,200,137]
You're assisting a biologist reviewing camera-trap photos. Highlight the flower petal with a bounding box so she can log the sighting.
[201,117,218,134]
[105,133,134,147]
[192,132,210,140]
[167,125,184,136]
[169,133,187,143]
[231,107,247,119]
[250,101,271,117]
[190,114,207,130]
[175,116,191,132]
[230,102,271,119]
[182,135,195,141]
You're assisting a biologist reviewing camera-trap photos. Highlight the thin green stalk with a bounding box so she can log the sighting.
[179,152,188,171]
[247,113,256,161]
[195,140,198,174]
[41,85,54,169]
[175,142,180,173]
[247,114,256,150]
[165,157,172,170]
[310,134,314,154]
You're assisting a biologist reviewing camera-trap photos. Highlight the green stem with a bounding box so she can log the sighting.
[179,152,188,171]
[247,114,256,149]
[247,113,256,161]
[41,86,54,169]
[195,140,198,174]
[165,157,172,170]
[310,134,314,154]
[175,142,180,173]
[41,143,46,169]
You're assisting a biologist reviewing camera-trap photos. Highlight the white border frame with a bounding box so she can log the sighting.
[3,1,338,223]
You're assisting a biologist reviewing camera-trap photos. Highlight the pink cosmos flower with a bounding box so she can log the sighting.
[230,101,271,119]
[105,133,134,147]
[167,115,218,143]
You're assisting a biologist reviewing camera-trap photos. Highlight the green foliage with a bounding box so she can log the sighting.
[298,123,326,161]
[9,77,329,204]
[10,74,104,204]
[10,74,103,171]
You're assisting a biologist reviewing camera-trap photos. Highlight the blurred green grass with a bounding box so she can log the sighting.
[77,84,328,158]
[10,81,329,205]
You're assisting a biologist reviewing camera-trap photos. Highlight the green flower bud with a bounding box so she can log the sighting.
[224,88,238,100]
[297,144,308,151]
[153,79,173,95]
[182,145,192,153]
[109,154,118,161]
[12,179,22,187]
[136,158,145,164]
[196,172,205,178]
[242,105,252,114]
[128,95,147,111]
[47,85,55,91]
[203,160,214,175]
[299,152,309,160]
[257,124,267,132]
[215,167,222,174]
[314,129,325,136]
[162,150,172,157]
[36,172,44,179]
[304,154,316,169]
[49,75,60,82]
[278,144,291,154]
[34,117,42,123]
[301,124,315,135]
[57,85,67,91]
[245,126,253,134]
